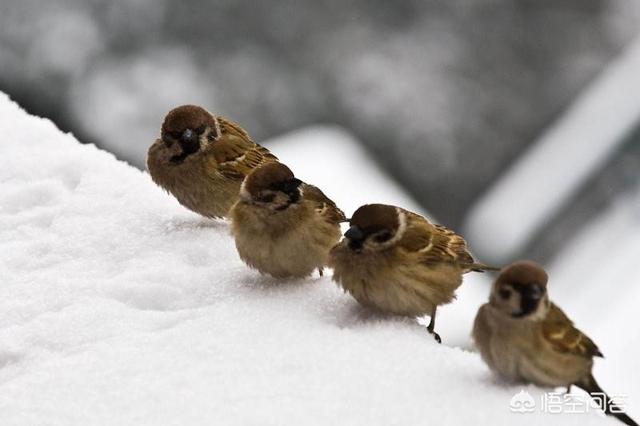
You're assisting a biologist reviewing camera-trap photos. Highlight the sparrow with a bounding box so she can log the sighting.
[473,261,637,426]
[147,105,278,218]
[230,162,345,278]
[329,203,497,343]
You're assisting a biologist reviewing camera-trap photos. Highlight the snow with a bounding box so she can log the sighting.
[0,93,620,425]
[463,36,640,264]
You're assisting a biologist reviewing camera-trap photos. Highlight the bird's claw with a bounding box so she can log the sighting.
[428,329,442,344]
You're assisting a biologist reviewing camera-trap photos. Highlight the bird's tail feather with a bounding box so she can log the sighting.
[469,262,501,273]
[577,375,638,426]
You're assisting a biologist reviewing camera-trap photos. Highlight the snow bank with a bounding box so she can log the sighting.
[0,93,613,425]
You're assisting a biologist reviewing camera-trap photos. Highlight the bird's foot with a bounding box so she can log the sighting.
[428,329,442,344]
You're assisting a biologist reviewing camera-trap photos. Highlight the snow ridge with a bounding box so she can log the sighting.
[0,93,611,425]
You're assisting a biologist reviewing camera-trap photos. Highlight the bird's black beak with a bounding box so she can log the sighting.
[179,128,200,155]
[345,226,364,250]
[514,283,545,318]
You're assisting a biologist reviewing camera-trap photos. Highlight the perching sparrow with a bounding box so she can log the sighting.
[147,105,278,218]
[329,203,496,343]
[230,162,345,278]
[473,261,637,426]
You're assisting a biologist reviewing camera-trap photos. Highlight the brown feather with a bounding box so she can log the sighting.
[230,166,342,278]
[330,205,479,323]
[303,184,346,224]
[398,210,482,272]
[217,116,252,140]
[147,109,277,218]
[542,303,603,359]
[211,120,278,181]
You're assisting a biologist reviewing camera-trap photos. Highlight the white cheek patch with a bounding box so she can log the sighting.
[529,296,551,322]
[388,209,407,245]
[212,115,222,141]
[198,135,207,150]
[239,179,252,201]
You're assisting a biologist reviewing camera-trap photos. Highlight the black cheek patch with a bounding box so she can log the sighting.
[288,189,301,204]
[518,295,540,316]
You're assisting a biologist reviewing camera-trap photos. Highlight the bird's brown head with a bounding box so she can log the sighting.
[240,162,303,210]
[160,105,219,164]
[490,260,550,320]
[344,204,405,252]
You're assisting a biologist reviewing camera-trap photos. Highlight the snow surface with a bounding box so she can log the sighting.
[0,93,621,425]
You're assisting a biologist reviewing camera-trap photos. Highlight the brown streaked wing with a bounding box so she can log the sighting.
[399,212,475,267]
[210,128,278,181]
[217,116,252,141]
[303,184,346,224]
[542,303,603,359]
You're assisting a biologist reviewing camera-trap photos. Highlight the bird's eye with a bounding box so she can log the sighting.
[499,289,511,300]
[374,231,392,243]
[195,126,206,135]
[170,131,182,139]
